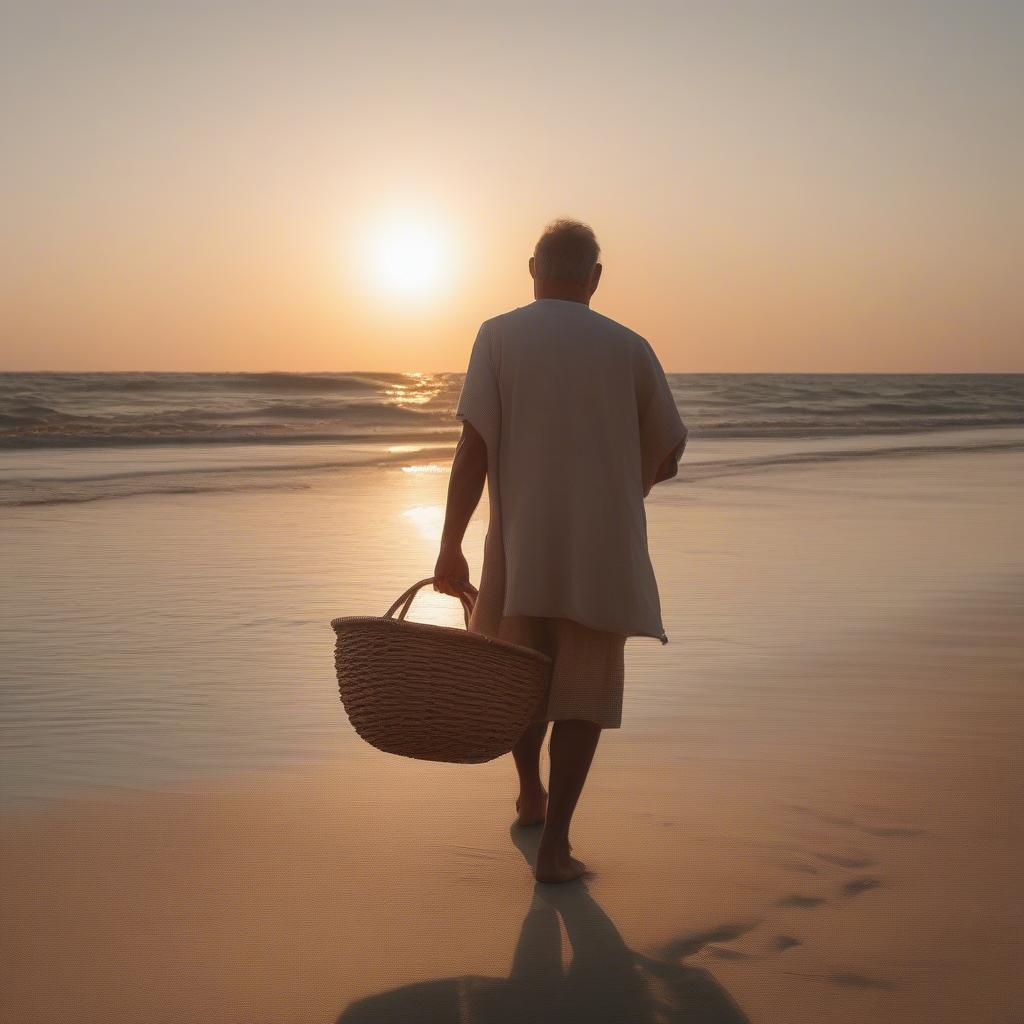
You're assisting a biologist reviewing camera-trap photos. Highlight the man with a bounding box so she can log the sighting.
[434,219,687,883]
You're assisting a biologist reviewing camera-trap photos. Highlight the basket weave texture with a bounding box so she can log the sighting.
[331,578,552,763]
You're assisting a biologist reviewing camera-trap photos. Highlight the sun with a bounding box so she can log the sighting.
[366,214,450,300]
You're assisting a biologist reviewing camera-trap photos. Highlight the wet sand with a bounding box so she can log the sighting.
[2,590,1021,1023]
[1,447,1022,1022]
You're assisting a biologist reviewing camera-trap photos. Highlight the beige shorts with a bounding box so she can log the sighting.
[496,615,626,730]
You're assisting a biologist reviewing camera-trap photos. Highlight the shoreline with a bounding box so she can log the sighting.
[2,418,1023,452]
[2,424,1022,510]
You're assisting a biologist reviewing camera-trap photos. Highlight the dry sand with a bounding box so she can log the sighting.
[3,590,1021,1024]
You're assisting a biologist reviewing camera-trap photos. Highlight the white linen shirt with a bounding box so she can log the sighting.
[455,298,687,642]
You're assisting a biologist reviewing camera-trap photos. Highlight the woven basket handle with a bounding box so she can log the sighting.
[384,577,478,630]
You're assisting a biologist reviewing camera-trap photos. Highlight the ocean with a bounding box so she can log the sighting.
[1,373,1021,808]
[1,372,1022,506]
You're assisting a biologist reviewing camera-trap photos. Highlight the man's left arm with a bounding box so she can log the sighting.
[433,421,487,596]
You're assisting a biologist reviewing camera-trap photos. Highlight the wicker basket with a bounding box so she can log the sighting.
[331,578,552,763]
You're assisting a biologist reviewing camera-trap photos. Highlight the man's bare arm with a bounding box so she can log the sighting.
[433,421,487,595]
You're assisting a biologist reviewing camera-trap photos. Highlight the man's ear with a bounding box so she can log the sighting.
[589,262,603,296]
[528,256,536,280]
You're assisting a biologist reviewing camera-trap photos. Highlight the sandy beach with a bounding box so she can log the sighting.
[2,594,1021,1023]
[2,433,1021,1023]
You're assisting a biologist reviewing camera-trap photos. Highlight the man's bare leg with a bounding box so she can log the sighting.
[535,719,601,883]
[512,722,548,826]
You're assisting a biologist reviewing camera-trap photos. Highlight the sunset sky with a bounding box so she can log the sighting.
[3,1,1022,372]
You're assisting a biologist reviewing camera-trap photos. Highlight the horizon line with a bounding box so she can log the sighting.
[3,368,1024,376]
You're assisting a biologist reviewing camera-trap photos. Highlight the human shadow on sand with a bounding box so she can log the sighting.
[336,827,751,1024]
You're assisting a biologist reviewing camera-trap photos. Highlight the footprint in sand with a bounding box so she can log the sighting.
[761,810,918,980]
[660,921,762,960]
[840,876,883,897]
[777,894,827,909]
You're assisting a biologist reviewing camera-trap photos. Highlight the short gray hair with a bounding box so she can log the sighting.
[533,219,600,285]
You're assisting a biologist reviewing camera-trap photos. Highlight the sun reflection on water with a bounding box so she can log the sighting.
[402,504,445,541]
[384,372,445,408]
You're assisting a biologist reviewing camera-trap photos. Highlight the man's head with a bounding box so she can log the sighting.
[529,219,602,304]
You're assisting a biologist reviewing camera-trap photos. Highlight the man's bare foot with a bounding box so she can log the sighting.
[534,838,586,883]
[515,789,547,827]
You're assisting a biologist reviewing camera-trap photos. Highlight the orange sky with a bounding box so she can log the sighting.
[2,2,1022,372]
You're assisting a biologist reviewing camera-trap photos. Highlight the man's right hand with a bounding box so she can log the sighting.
[433,544,471,597]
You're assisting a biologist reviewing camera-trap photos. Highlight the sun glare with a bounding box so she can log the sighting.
[366,215,450,300]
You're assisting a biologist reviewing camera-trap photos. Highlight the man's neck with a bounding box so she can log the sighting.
[533,281,591,305]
